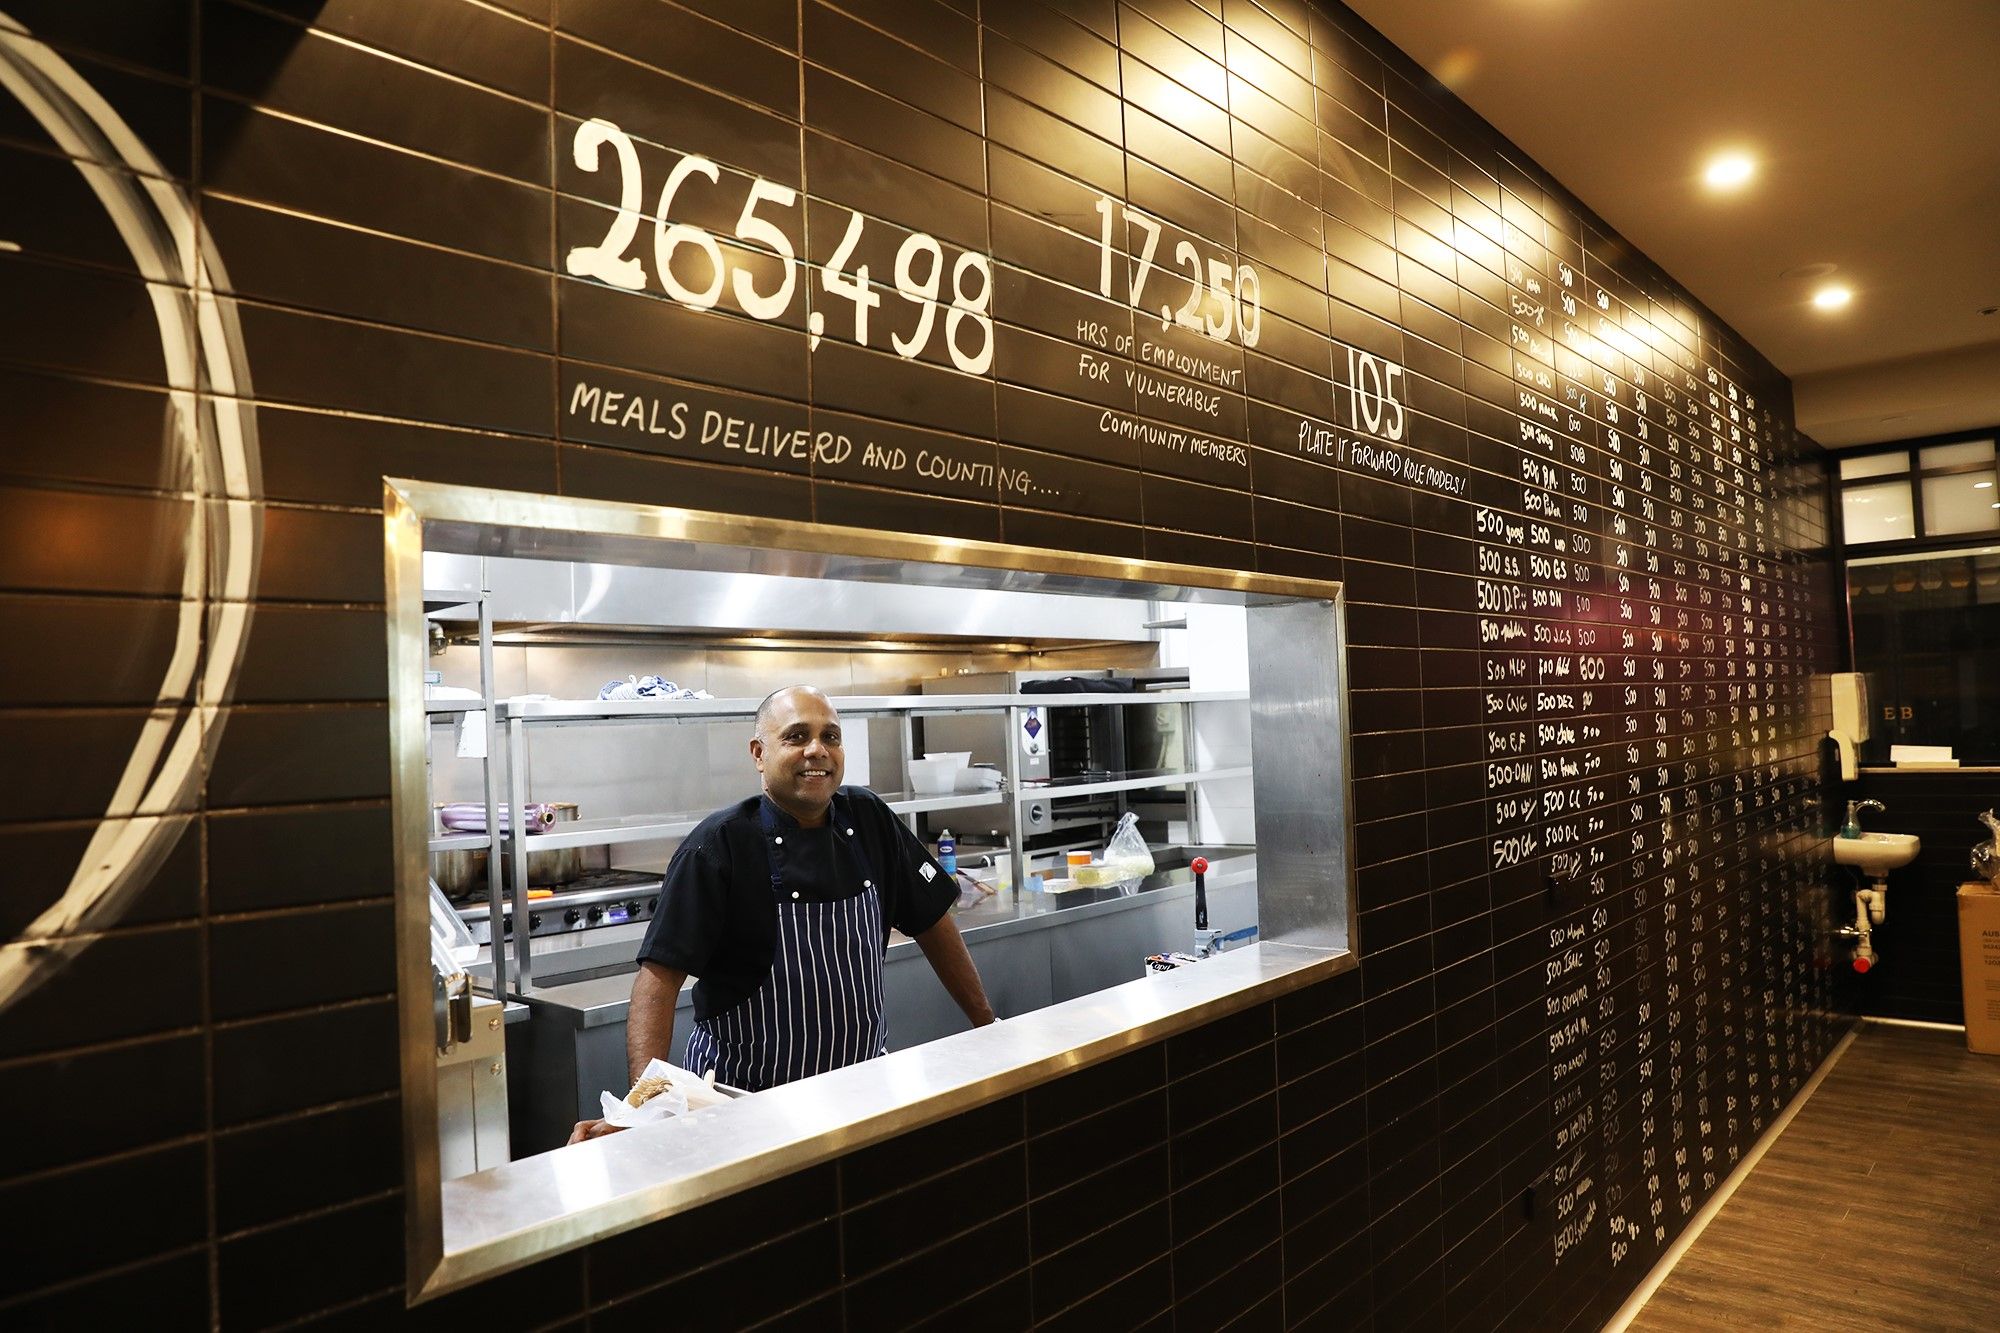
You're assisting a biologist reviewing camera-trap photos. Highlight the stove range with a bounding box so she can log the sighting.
[455,868,663,945]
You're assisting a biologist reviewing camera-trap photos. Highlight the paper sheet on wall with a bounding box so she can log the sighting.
[456,709,489,759]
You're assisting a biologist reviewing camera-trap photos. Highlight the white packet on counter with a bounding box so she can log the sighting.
[599,1058,731,1127]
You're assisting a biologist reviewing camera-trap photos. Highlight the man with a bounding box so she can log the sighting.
[569,685,993,1142]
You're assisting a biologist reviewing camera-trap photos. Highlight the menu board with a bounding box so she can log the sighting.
[1474,287,1832,1278]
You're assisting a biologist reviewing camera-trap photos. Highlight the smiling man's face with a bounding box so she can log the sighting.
[751,687,845,825]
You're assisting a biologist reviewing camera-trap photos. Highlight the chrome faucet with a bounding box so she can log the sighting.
[1843,798,1884,837]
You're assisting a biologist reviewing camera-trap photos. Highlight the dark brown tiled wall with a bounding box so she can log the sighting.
[0,1,1843,1329]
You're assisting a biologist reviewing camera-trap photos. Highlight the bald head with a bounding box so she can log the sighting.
[755,685,836,740]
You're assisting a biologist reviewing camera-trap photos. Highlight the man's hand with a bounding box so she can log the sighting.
[566,1118,626,1145]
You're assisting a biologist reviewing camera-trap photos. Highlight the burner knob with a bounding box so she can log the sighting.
[529,913,542,931]
[563,908,581,927]
[585,906,602,925]
[627,901,643,917]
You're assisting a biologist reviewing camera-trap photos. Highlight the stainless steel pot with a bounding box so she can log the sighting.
[431,803,600,896]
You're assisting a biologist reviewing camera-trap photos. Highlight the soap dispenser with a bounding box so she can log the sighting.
[1841,799,1883,839]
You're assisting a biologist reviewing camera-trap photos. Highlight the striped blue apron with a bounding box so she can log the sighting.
[683,797,889,1091]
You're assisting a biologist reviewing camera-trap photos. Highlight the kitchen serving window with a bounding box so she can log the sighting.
[387,481,1356,1300]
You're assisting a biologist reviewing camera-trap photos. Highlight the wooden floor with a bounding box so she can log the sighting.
[1628,1022,2000,1333]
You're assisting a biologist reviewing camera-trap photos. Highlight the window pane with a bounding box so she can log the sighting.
[1840,451,1909,479]
[1841,479,1914,543]
[1922,470,2000,535]
[1920,439,1996,471]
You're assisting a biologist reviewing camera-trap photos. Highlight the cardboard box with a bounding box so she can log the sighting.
[1959,883,2000,1055]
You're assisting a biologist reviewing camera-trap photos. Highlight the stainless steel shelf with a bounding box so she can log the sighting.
[518,814,703,851]
[492,690,1247,724]
[884,790,1007,817]
[1016,767,1252,802]
[429,832,494,853]
[507,788,1009,853]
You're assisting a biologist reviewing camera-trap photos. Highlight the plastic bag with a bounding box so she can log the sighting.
[436,802,555,834]
[1973,810,2000,887]
[1100,811,1156,888]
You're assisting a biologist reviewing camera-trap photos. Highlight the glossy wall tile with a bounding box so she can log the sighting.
[0,1,1841,1329]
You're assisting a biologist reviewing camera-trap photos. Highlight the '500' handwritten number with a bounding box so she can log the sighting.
[564,118,992,376]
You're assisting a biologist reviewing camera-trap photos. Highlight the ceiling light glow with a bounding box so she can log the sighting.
[1812,285,1853,311]
[1702,153,1754,190]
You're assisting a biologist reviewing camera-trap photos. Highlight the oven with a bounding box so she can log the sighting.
[915,668,1189,861]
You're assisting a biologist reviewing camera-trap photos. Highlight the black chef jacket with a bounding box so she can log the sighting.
[635,787,956,1022]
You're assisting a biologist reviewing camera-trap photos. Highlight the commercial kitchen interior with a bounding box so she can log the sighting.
[2,2,1997,1331]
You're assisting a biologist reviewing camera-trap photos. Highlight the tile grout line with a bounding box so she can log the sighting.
[1602,1021,1861,1333]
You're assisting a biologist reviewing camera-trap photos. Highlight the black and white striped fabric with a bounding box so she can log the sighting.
[683,805,888,1090]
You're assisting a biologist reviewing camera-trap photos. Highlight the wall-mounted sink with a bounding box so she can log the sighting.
[1833,831,1919,877]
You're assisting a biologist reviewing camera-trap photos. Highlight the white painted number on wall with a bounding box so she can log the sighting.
[563,118,993,376]
[1343,346,1407,442]
[1093,195,1263,348]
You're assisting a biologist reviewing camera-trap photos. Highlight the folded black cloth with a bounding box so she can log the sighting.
[1021,676,1138,694]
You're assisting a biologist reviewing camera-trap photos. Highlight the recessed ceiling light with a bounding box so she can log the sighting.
[1812,285,1853,310]
[1978,481,1994,489]
[1702,153,1755,190]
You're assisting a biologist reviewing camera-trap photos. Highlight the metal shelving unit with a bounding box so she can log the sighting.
[422,581,510,1010]
[429,668,1250,995]
[487,690,1249,720]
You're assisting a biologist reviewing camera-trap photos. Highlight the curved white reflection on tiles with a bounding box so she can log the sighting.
[0,11,262,1013]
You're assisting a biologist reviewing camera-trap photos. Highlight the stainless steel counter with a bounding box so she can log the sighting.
[518,852,1261,1029]
[438,934,1350,1290]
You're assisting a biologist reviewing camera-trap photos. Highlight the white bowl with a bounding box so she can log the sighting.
[924,751,973,767]
[906,757,958,794]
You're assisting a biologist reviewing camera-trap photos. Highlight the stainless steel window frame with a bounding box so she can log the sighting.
[386,479,1357,1301]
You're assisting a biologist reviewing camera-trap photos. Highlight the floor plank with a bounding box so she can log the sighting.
[1628,1023,2000,1333]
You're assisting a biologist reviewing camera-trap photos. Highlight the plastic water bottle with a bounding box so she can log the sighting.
[937,828,957,876]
